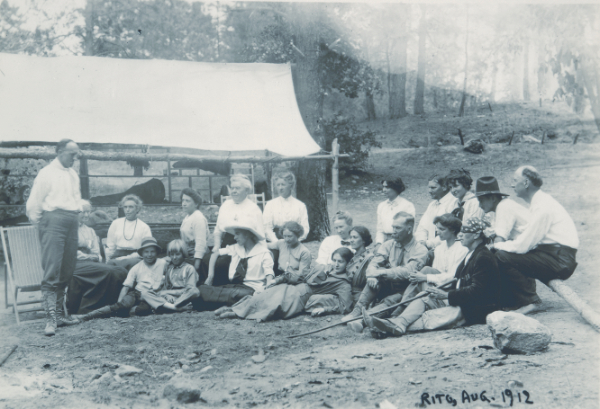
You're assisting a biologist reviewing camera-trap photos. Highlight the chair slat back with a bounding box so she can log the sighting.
[3,226,44,288]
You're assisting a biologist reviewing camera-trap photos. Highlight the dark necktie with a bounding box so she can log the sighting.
[232,257,249,284]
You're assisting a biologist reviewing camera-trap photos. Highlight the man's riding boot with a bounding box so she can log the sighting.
[341,289,375,323]
[347,302,389,332]
[81,306,112,321]
[42,291,57,336]
[56,289,79,327]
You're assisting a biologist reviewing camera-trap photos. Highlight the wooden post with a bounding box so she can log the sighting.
[79,157,90,199]
[166,148,172,203]
[547,279,600,332]
[332,138,339,215]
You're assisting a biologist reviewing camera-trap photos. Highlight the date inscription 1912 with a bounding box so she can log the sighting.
[421,390,534,406]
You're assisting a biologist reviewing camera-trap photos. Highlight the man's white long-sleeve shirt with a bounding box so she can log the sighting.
[493,190,579,254]
[26,158,82,224]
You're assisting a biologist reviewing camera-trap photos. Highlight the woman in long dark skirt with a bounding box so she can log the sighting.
[67,200,128,314]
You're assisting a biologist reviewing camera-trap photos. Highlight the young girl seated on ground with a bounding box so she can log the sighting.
[141,239,201,310]
[77,237,173,321]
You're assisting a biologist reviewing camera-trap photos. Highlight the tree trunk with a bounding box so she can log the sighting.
[523,37,530,101]
[537,41,545,106]
[80,1,95,199]
[458,6,469,117]
[365,90,376,121]
[133,166,144,177]
[579,57,600,135]
[289,3,329,241]
[413,5,427,115]
[397,35,408,117]
[490,65,498,103]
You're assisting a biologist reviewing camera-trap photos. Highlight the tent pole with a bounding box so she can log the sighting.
[332,138,339,215]
[167,148,172,203]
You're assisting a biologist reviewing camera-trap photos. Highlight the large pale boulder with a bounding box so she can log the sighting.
[487,311,552,354]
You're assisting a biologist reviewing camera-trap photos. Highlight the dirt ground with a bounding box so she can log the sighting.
[1,141,599,409]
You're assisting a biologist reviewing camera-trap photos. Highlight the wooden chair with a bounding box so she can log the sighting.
[1,225,44,324]
[220,193,266,211]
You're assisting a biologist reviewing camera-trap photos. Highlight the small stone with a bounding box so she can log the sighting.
[92,372,112,385]
[378,399,398,409]
[199,365,213,373]
[158,372,173,380]
[210,349,217,356]
[185,353,198,360]
[115,365,143,377]
[508,380,524,388]
[181,365,190,371]
[487,311,552,354]
[163,376,202,403]
[351,180,357,184]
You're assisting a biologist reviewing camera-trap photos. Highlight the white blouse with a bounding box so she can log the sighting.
[315,235,354,266]
[105,217,152,260]
[219,241,274,293]
[77,224,101,261]
[376,196,416,244]
[213,198,264,246]
[263,195,310,242]
[426,241,469,286]
[180,210,209,259]
[415,192,459,247]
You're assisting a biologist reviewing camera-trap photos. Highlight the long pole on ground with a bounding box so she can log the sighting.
[288,279,457,339]
[548,279,600,332]
[332,138,339,215]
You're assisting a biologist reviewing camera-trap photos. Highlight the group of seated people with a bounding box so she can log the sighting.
[65,165,579,339]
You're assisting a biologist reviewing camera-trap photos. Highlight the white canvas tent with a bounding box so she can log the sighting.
[0,53,321,157]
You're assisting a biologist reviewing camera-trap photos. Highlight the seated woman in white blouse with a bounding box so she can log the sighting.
[263,171,309,242]
[375,178,416,246]
[203,174,264,285]
[106,194,152,271]
[195,215,274,311]
[408,213,468,288]
[67,200,128,314]
[179,188,209,276]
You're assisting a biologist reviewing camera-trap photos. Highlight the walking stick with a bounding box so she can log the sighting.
[288,279,457,339]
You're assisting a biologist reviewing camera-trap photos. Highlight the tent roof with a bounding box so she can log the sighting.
[0,53,321,157]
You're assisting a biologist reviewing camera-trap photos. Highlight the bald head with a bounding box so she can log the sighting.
[56,140,79,168]
[512,165,542,202]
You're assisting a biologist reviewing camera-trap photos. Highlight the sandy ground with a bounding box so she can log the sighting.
[1,142,599,409]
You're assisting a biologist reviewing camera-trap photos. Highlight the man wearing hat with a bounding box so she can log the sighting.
[375,178,416,246]
[492,166,579,314]
[76,237,167,321]
[475,176,529,243]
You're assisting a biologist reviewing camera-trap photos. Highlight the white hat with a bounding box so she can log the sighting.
[225,215,264,241]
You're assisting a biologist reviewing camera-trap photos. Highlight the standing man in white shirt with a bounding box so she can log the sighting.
[492,166,579,314]
[415,174,459,249]
[375,178,416,246]
[26,139,82,335]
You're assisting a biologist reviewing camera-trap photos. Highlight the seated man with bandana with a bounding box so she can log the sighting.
[341,211,428,323]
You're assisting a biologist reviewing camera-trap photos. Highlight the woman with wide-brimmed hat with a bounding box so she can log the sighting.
[375,178,415,246]
[204,174,265,285]
[195,214,274,310]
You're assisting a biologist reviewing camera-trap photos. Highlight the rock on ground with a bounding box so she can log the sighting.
[115,365,143,377]
[487,311,552,354]
[163,375,202,403]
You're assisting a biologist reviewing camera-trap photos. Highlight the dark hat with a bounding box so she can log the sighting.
[137,237,161,255]
[382,178,406,194]
[474,176,509,197]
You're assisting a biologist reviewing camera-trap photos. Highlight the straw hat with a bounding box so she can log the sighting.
[225,215,264,241]
[137,237,162,255]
